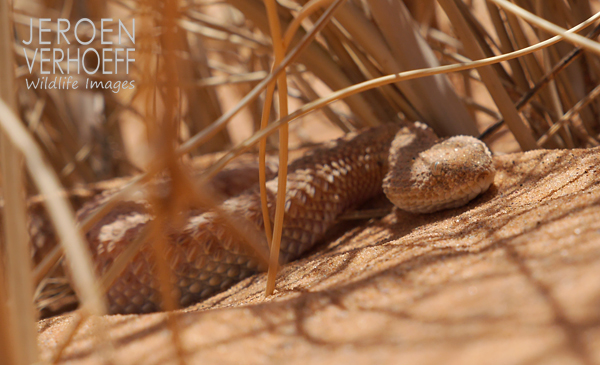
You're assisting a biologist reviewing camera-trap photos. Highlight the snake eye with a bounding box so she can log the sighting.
[432,161,444,176]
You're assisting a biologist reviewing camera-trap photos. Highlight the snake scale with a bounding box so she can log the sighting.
[43,122,496,314]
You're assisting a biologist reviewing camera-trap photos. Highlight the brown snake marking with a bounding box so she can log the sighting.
[34,122,495,314]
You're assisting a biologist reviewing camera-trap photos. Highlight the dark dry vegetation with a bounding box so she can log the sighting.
[2,0,600,364]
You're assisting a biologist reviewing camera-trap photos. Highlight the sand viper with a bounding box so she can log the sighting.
[35,122,496,314]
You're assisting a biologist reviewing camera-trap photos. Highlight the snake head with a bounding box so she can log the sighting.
[383,134,496,214]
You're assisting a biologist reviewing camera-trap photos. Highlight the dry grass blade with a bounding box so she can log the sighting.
[502,6,554,108]
[177,20,229,155]
[437,0,538,150]
[142,1,188,361]
[485,2,530,92]
[194,70,269,87]
[263,0,346,296]
[491,0,600,55]
[0,143,36,364]
[538,83,600,146]
[333,1,424,123]
[0,1,37,364]
[479,23,600,141]
[282,0,335,48]
[263,0,289,297]
[369,0,478,136]
[0,269,17,365]
[0,100,106,315]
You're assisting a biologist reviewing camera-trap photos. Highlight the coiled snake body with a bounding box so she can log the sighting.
[75,122,495,314]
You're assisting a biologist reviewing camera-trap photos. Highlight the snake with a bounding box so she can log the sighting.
[47,122,495,314]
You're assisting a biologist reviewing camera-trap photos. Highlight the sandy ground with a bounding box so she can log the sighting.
[38,146,600,365]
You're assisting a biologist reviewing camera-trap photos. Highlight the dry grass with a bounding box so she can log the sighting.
[2,0,600,363]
